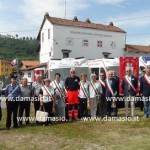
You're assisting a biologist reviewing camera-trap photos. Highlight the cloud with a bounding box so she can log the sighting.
[106,10,150,28]
[20,0,89,26]
[94,0,126,5]
[0,0,89,37]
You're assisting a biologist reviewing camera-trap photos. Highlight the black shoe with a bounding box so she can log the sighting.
[13,125,19,128]
[6,127,10,130]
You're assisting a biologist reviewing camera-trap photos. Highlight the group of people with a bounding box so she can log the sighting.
[0,65,150,129]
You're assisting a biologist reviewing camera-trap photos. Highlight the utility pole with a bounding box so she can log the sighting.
[65,0,66,19]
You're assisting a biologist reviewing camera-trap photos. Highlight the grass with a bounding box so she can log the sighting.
[0,104,150,150]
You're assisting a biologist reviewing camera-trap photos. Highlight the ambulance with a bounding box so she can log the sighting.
[87,58,119,79]
[47,58,90,81]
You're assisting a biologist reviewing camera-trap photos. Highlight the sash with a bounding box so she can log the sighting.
[144,75,150,86]
[6,85,19,100]
[124,76,136,92]
[99,79,105,88]
[90,81,99,96]
[43,86,54,101]
[106,79,116,96]
[80,81,89,99]
[53,80,64,96]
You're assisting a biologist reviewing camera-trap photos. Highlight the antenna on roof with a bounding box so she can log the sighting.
[64,0,66,19]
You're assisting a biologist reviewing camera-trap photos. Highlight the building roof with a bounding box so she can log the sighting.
[126,44,150,53]
[20,63,47,71]
[37,13,126,40]
[21,61,40,68]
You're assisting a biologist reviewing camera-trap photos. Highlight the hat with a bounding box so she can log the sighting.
[10,74,17,79]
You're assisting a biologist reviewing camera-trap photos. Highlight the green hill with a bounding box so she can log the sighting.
[0,37,39,61]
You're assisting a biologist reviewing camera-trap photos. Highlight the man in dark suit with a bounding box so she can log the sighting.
[139,65,150,118]
[112,70,119,95]
[97,72,106,117]
[105,71,118,117]
[0,88,2,121]
[121,67,138,117]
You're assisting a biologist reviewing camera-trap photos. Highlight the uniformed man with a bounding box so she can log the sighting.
[5,75,21,129]
[32,75,43,123]
[65,68,80,121]
[140,65,150,118]
[18,78,32,126]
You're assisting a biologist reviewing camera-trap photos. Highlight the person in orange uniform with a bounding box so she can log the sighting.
[65,68,80,121]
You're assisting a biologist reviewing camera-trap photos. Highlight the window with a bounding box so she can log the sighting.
[97,40,103,47]
[28,72,31,78]
[48,29,50,39]
[83,39,89,47]
[63,53,69,58]
[62,49,71,58]
[42,32,44,42]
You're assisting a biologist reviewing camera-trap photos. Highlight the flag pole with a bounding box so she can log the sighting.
[65,0,66,19]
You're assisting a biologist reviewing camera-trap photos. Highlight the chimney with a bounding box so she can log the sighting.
[109,22,113,26]
[44,12,49,18]
[86,18,91,23]
[73,16,78,22]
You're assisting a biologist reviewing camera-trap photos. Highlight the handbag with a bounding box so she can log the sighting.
[36,106,48,122]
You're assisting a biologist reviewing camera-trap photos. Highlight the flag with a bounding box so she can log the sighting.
[11,59,17,66]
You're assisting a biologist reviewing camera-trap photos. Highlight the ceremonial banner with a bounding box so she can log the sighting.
[119,57,139,95]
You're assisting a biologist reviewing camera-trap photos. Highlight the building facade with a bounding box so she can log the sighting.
[0,59,13,77]
[37,13,126,63]
[125,44,150,57]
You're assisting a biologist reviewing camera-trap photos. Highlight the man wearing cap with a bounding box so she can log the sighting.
[32,75,43,115]
[121,67,138,118]
[65,68,80,121]
[140,65,150,118]
[5,74,21,129]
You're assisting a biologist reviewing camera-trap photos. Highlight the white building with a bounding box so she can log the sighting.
[20,63,47,82]
[37,13,126,63]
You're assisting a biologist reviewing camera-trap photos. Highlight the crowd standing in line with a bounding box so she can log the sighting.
[0,65,150,129]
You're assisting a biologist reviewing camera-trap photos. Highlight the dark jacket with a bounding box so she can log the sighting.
[99,80,106,99]
[121,75,138,96]
[0,90,2,121]
[140,76,150,97]
[105,78,118,97]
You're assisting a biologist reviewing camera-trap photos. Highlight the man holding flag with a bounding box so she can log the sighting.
[121,67,138,118]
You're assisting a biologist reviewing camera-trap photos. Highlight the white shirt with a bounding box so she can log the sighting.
[50,80,64,96]
[79,81,90,99]
[32,82,42,96]
[89,81,102,98]
[41,86,55,103]
[126,75,131,81]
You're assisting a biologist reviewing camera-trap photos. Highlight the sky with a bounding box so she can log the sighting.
[0,0,150,45]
